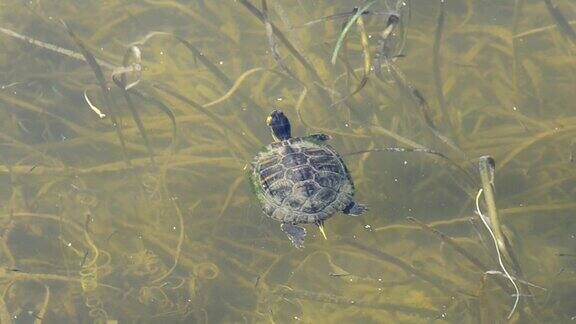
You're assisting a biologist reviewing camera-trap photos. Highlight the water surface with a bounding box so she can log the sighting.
[0,0,575,322]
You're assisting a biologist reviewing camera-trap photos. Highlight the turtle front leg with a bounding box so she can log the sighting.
[281,223,306,248]
[303,133,332,142]
[342,201,368,216]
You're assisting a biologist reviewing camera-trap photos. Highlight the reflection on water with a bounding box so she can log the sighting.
[0,0,575,322]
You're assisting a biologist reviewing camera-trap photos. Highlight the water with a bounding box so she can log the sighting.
[0,0,575,322]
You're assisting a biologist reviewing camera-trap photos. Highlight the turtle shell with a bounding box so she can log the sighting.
[251,137,354,224]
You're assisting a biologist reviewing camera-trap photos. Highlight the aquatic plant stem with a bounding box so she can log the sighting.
[478,156,509,257]
[475,189,519,319]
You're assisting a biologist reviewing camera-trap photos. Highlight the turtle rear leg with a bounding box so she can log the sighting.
[342,201,368,216]
[281,223,306,248]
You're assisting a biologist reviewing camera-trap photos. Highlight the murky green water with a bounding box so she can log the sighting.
[0,0,575,322]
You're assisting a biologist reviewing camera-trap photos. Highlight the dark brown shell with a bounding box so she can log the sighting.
[251,137,354,224]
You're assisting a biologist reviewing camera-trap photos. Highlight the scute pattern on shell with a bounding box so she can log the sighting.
[252,137,354,224]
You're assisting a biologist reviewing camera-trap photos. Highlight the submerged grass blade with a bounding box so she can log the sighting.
[238,0,326,87]
[344,239,457,295]
[61,21,131,166]
[543,0,576,45]
[0,26,116,69]
[374,14,400,77]
[0,295,12,324]
[407,217,513,293]
[152,200,198,283]
[112,46,156,165]
[475,188,520,319]
[174,36,233,87]
[152,82,259,150]
[478,156,508,256]
[408,217,487,271]
[432,0,450,131]
[35,284,50,324]
[514,20,576,38]
[511,0,525,99]
[331,1,377,65]
[113,78,156,165]
[330,14,372,107]
[202,67,266,108]
[261,0,295,78]
[128,88,178,154]
[357,14,372,78]
[275,286,439,317]
[344,146,477,188]
[174,35,269,112]
[297,9,369,28]
[385,60,464,156]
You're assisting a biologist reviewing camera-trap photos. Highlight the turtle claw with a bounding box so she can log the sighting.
[281,223,306,248]
[315,220,328,240]
[343,201,368,216]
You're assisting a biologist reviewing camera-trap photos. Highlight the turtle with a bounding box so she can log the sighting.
[250,110,367,248]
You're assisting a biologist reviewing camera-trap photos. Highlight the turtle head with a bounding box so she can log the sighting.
[267,110,291,141]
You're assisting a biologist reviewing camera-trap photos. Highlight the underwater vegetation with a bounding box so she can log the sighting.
[0,0,575,322]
